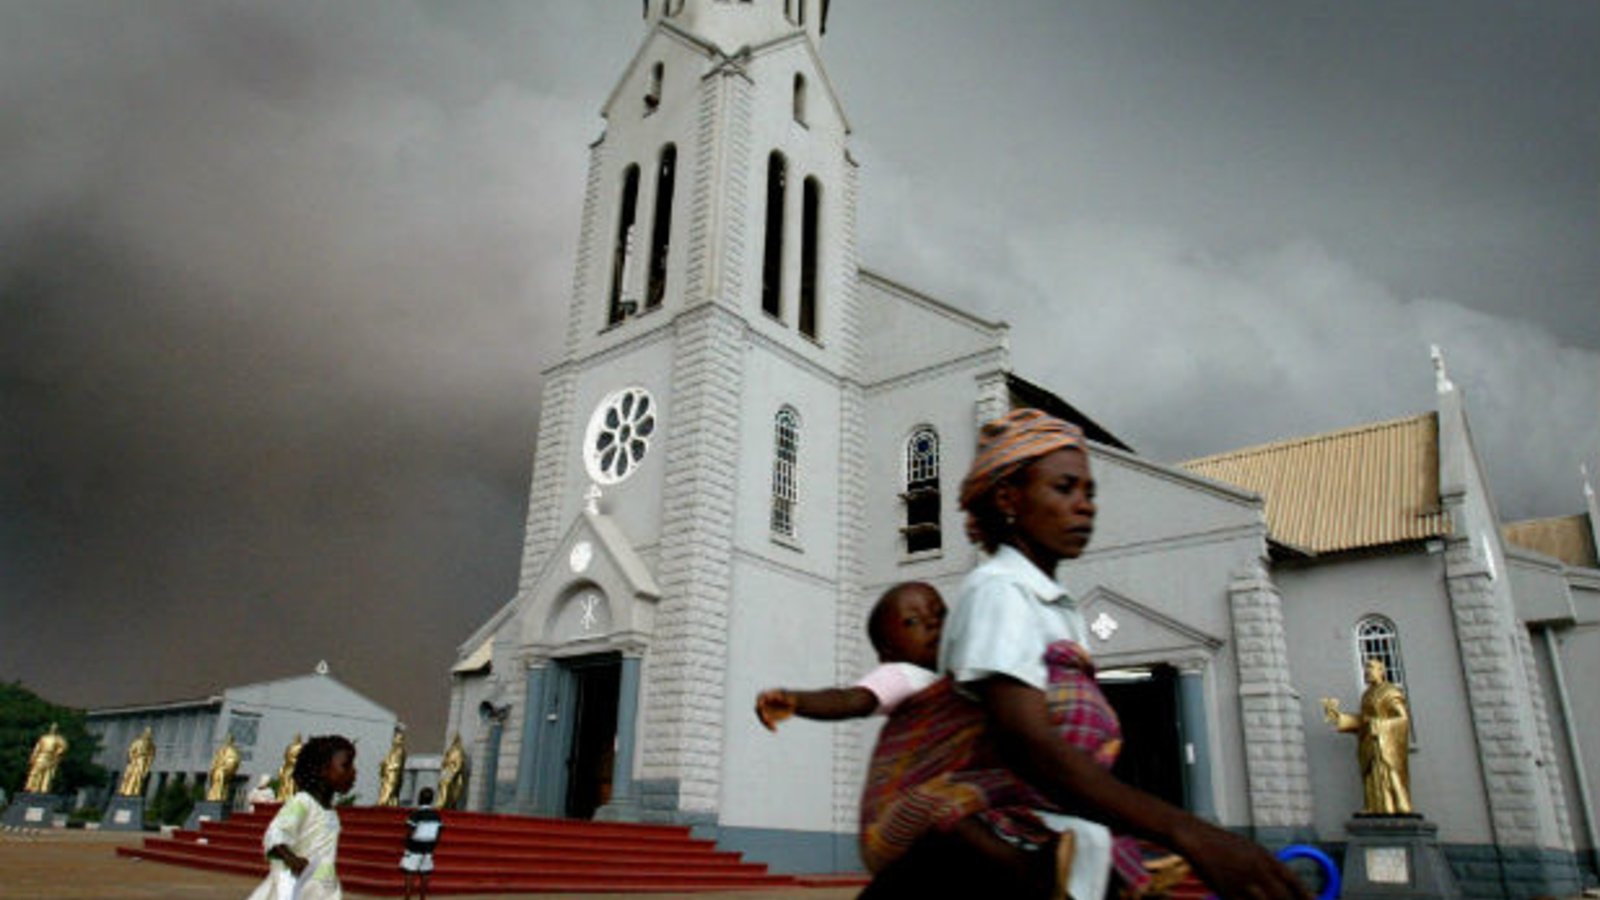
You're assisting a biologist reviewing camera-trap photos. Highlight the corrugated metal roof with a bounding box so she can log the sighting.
[1504,514,1598,568]
[1180,413,1450,554]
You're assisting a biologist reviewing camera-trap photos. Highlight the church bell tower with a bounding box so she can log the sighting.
[453,0,870,851]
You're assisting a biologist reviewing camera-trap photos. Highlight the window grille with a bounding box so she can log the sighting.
[771,407,800,537]
[1356,615,1406,689]
[902,427,941,553]
[227,713,261,748]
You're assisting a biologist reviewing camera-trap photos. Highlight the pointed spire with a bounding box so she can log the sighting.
[1430,344,1455,394]
[643,0,826,50]
[1583,463,1600,560]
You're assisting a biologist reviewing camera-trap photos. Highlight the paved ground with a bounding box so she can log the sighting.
[0,830,862,900]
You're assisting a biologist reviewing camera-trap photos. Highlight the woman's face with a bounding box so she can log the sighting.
[997,447,1097,570]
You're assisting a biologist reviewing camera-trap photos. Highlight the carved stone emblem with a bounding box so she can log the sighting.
[1090,611,1120,642]
[569,541,593,574]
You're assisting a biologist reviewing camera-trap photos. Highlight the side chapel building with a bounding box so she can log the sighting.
[448,3,1600,896]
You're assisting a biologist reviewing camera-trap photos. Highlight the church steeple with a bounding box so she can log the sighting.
[642,0,829,50]
[569,0,854,366]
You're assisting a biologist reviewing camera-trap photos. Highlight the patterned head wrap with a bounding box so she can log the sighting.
[959,408,1085,524]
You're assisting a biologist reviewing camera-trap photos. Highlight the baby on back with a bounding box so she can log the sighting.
[755,581,1073,900]
[755,581,944,729]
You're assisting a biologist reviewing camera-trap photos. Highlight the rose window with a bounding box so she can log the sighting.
[584,387,657,485]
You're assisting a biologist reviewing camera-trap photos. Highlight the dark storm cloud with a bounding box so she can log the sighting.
[1,1,639,744]
[2,2,1596,746]
[829,0,1599,516]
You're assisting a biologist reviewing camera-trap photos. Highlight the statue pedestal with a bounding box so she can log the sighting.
[1341,814,1461,900]
[2,792,64,828]
[184,800,230,832]
[103,796,147,831]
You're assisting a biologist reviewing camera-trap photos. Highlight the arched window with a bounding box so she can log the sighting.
[645,62,663,111]
[903,427,941,553]
[646,144,676,309]
[761,152,787,319]
[793,73,807,124]
[607,164,641,325]
[1356,615,1407,689]
[770,407,800,538]
[796,0,806,26]
[799,176,821,338]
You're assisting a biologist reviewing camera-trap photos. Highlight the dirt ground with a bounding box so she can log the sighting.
[0,830,862,900]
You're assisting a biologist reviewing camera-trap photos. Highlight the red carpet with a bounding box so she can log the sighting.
[116,805,814,895]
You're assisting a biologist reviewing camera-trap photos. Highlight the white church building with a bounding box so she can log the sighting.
[447,4,1599,896]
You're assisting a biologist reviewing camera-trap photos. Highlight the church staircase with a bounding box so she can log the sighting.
[116,805,824,895]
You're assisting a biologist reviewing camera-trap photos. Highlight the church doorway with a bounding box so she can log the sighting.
[1098,664,1186,808]
[557,653,620,820]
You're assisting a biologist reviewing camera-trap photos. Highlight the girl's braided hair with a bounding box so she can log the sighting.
[292,735,356,799]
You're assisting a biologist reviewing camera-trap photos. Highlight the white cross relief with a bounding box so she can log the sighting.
[1090,611,1120,642]
[584,483,603,515]
[580,595,600,632]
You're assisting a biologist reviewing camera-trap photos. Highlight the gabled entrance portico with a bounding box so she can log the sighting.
[509,511,659,821]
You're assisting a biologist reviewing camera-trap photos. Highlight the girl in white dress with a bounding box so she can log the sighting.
[247,735,357,900]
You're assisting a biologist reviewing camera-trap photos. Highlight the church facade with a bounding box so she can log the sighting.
[448,4,1599,895]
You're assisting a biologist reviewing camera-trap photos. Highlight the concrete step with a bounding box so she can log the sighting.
[117,806,802,895]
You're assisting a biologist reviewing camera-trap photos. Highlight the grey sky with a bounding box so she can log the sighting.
[2,1,1595,748]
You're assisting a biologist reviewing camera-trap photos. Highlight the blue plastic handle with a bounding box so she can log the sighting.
[1276,844,1341,900]
[1204,844,1340,900]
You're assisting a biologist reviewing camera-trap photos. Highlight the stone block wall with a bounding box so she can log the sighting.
[1229,563,1314,832]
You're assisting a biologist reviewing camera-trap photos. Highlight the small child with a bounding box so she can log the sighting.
[756,582,1072,900]
[400,787,444,900]
[756,581,944,728]
[248,735,357,900]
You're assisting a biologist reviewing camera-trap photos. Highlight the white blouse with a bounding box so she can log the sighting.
[941,544,1090,691]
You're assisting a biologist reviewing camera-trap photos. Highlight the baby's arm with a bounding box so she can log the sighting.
[756,687,879,730]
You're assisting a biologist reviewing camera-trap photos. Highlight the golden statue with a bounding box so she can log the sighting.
[1323,657,1413,814]
[276,733,303,800]
[24,723,68,794]
[377,729,407,806]
[205,734,242,803]
[438,733,467,810]
[117,727,156,797]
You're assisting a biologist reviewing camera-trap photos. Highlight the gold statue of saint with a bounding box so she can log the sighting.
[377,729,407,806]
[276,733,303,800]
[25,723,68,794]
[205,735,242,803]
[438,733,467,810]
[1322,657,1413,815]
[117,727,156,797]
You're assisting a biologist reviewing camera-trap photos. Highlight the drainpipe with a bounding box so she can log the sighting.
[1540,627,1600,880]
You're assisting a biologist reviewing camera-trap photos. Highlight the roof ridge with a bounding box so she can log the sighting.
[1181,411,1435,467]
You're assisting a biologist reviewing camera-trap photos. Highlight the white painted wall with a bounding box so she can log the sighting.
[718,555,846,830]
[1276,551,1494,843]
